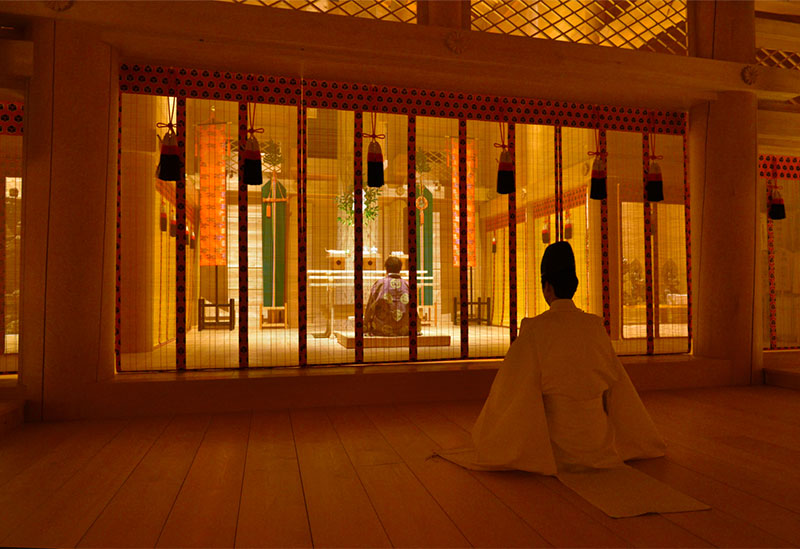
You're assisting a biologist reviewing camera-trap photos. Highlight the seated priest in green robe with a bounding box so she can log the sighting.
[365,256,415,336]
[439,241,666,474]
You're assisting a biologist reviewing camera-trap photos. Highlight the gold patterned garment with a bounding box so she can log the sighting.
[364,274,414,336]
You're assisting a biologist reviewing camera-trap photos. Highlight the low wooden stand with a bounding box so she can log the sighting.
[260,305,287,328]
[198,298,235,331]
[334,332,451,349]
[417,304,436,326]
[452,297,492,325]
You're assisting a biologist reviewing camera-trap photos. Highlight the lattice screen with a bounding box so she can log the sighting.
[471,0,687,55]
[757,48,800,105]
[757,48,800,71]
[229,0,416,23]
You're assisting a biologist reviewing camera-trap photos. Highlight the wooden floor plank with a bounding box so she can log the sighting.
[327,405,470,548]
[0,386,798,548]
[0,420,82,488]
[235,410,312,549]
[3,416,169,549]
[0,418,128,541]
[434,400,710,548]
[290,408,391,548]
[669,386,800,428]
[645,398,800,513]
[433,402,632,548]
[431,399,482,432]
[157,412,250,548]
[647,391,800,453]
[77,414,210,548]
[365,403,551,548]
[632,457,800,546]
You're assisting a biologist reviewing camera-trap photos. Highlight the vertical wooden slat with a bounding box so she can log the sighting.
[407,116,418,361]
[643,132,655,355]
[767,168,778,350]
[115,92,123,369]
[238,103,249,369]
[599,129,611,335]
[297,103,308,366]
[175,98,187,370]
[555,126,563,242]
[683,133,692,352]
[459,119,469,359]
[354,112,364,363]
[507,123,518,343]
[652,205,660,337]
[0,140,5,355]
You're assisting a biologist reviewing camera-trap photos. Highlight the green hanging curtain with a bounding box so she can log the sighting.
[262,175,287,307]
[416,185,434,306]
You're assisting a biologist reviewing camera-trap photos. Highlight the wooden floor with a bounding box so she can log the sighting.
[1,386,800,548]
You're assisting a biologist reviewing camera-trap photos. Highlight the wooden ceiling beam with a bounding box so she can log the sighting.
[754,0,800,18]
[756,17,800,52]
[1,1,798,109]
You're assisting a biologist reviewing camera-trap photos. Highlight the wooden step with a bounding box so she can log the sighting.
[335,332,451,349]
[764,367,800,391]
[0,400,24,438]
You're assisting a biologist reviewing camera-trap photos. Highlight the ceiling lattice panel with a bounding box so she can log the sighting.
[757,47,800,71]
[471,0,687,55]
[229,0,416,23]
[757,48,800,105]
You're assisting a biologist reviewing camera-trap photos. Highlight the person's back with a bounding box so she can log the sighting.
[438,241,665,475]
[365,256,414,336]
[532,301,618,399]
[526,300,624,470]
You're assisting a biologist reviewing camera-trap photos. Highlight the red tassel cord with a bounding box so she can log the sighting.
[564,211,573,240]
[495,122,515,194]
[646,133,664,202]
[243,103,264,186]
[542,217,551,244]
[366,112,385,188]
[589,128,607,200]
[156,98,181,182]
[768,179,786,220]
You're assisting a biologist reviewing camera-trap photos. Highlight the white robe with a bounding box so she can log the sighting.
[442,299,666,475]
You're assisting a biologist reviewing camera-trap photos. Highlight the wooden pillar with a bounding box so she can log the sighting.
[38,20,115,417]
[688,0,755,63]
[119,97,156,356]
[688,0,758,384]
[18,19,55,420]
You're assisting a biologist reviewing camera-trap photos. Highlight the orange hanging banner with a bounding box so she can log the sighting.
[196,119,228,266]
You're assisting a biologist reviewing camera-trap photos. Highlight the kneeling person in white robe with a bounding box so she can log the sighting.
[440,241,666,475]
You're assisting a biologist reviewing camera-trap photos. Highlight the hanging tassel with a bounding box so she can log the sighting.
[169,207,177,237]
[768,185,786,220]
[589,155,607,200]
[243,103,264,186]
[243,135,263,186]
[495,123,515,194]
[366,112,385,188]
[589,127,607,200]
[496,148,514,194]
[646,161,664,202]
[646,133,664,202]
[564,211,573,240]
[542,217,551,244]
[367,140,384,188]
[491,236,497,254]
[160,201,167,232]
[155,99,181,181]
